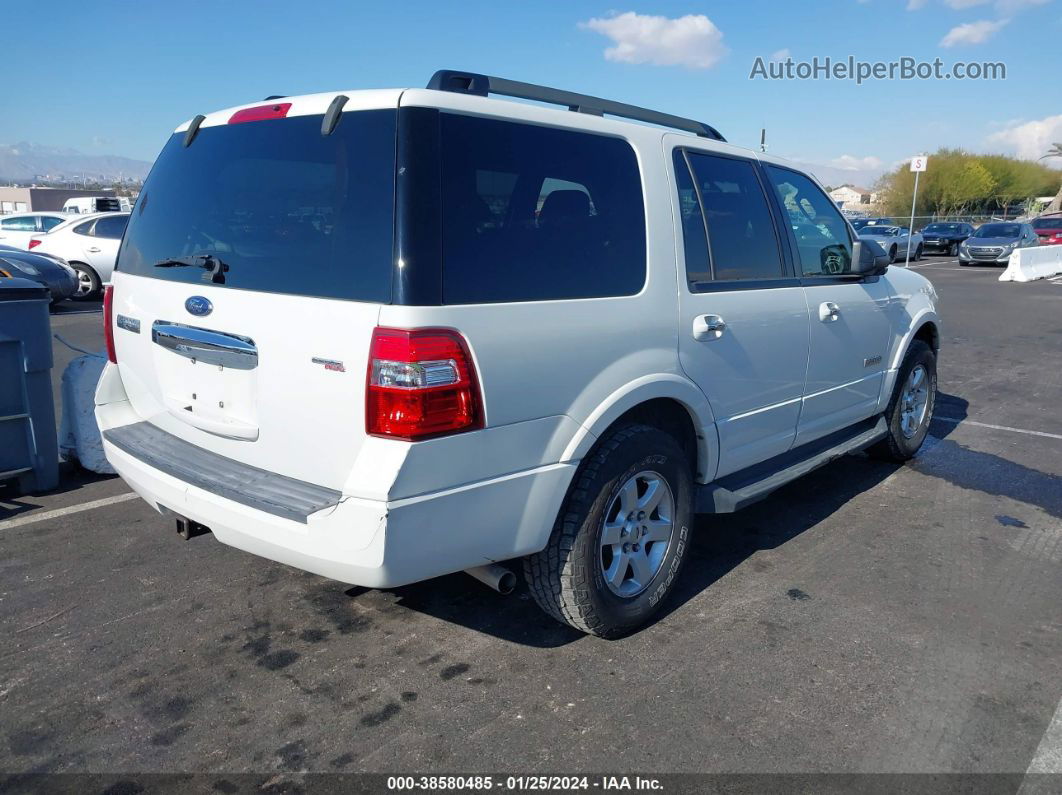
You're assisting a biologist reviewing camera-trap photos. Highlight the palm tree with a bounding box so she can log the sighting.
[1043,143,1062,212]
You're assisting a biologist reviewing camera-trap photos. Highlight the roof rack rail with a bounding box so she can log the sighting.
[426,70,725,141]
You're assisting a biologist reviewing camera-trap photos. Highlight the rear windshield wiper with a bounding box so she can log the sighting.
[153,253,229,283]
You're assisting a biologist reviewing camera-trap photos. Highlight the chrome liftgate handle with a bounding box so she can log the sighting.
[151,321,258,370]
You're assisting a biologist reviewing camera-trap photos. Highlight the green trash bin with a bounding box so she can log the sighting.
[0,277,58,493]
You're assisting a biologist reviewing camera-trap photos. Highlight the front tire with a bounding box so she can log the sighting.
[888,245,897,263]
[868,340,937,462]
[914,244,923,261]
[70,263,101,301]
[949,242,959,257]
[524,424,693,638]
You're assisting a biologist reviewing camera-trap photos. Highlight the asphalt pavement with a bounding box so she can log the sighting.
[1,260,1060,785]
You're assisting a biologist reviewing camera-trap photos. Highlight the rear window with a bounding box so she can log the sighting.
[117,110,396,302]
[438,114,646,303]
[1032,217,1062,230]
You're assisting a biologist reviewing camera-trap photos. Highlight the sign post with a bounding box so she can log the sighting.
[906,155,928,266]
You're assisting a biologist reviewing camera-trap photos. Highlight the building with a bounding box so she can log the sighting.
[0,186,118,214]
[828,185,877,208]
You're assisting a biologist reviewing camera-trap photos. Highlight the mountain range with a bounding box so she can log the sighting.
[0,142,152,183]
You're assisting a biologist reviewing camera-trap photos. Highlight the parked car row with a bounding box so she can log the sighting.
[852,214,1058,267]
[0,210,128,302]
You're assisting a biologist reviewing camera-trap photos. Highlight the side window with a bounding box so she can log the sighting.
[92,215,128,239]
[685,152,784,282]
[672,152,710,285]
[439,114,646,303]
[765,166,853,276]
[1,216,37,231]
[40,216,65,231]
[73,220,94,236]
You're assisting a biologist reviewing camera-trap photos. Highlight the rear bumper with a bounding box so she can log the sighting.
[103,435,575,588]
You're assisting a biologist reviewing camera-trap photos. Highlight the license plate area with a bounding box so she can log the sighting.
[152,321,260,440]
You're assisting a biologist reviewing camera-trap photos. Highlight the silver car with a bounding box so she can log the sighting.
[959,222,1039,266]
[858,225,924,263]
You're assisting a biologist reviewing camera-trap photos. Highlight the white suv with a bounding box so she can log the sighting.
[96,71,940,637]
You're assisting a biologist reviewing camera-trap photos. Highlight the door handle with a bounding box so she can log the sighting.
[86,247,102,253]
[818,302,841,322]
[693,314,726,340]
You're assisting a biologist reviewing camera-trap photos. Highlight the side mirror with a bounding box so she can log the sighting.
[852,240,889,275]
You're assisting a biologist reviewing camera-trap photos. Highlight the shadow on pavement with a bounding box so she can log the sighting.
[0,462,118,520]
[367,394,976,647]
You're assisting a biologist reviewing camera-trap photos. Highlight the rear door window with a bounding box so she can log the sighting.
[438,114,646,304]
[92,215,129,239]
[681,151,784,283]
[117,110,396,302]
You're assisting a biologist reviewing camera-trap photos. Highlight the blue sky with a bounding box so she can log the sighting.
[2,0,1060,183]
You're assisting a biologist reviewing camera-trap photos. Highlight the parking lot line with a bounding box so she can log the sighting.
[934,416,1062,441]
[1025,697,1062,774]
[0,492,138,530]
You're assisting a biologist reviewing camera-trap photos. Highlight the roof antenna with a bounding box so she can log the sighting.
[760,128,767,153]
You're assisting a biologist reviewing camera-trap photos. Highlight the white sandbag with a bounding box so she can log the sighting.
[58,354,115,474]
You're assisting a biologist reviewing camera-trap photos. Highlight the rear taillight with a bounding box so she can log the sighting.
[366,327,483,440]
[103,285,116,363]
[28,239,41,249]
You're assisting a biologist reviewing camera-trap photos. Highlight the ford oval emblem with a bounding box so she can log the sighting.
[185,296,213,317]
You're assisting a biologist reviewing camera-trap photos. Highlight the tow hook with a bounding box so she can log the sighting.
[175,516,211,541]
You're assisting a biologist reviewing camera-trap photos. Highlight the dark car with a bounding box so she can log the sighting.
[1031,214,1062,246]
[850,217,894,231]
[920,222,974,256]
[959,222,1039,266]
[0,244,78,302]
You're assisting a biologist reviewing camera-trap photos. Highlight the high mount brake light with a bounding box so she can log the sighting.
[103,285,116,364]
[366,327,483,440]
[228,103,292,124]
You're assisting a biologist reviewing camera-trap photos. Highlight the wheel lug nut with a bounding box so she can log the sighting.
[632,543,640,552]
[622,543,630,553]
[637,511,646,520]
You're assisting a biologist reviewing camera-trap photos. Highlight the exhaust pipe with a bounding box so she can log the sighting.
[464,563,516,595]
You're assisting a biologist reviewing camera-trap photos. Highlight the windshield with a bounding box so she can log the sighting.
[862,226,897,236]
[1032,217,1062,230]
[117,110,396,301]
[924,223,962,233]
[973,223,1020,238]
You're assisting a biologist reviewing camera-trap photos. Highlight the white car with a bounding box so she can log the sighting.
[0,212,70,249]
[96,71,940,637]
[30,211,129,300]
[859,225,924,263]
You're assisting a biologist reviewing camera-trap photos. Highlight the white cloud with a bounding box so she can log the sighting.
[906,0,929,9]
[986,114,1062,165]
[581,12,728,69]
[944,0,990,8]
[939,18,1008,46]
[770,48,791,62]
[830,154,885,171]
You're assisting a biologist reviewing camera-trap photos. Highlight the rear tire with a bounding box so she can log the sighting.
[70,262,101,301]
[914,244,923,261]
[868,340,937,462]
[524,424,693,638]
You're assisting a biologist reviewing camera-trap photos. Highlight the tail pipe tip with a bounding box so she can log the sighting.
[464,563,516,595]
